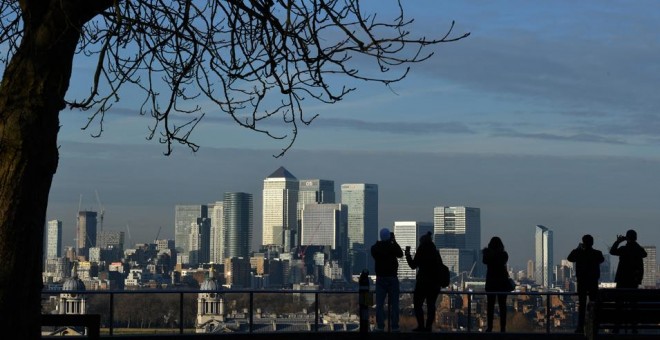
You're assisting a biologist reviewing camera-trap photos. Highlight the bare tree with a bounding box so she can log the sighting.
[0,1,468,338]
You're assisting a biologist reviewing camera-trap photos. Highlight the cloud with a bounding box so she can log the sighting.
[491,128,627,144]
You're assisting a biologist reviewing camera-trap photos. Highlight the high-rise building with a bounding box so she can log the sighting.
[297,179,335,248]
[433,206,481,276]
[262,167,298,251]
[224,192,253,259]
[188,217,211,266]
[174,205,208,255]
[527,259,535,281]
[46,219,62,260]
[393,221,433,280]
[341,183,378,274]
[76,211,97,259]
[341,183,378,250]
[535,225,554,288]
[300,203,348,251]
[96,230,125,250]
[209,202,224,263]
[642,245,657,288]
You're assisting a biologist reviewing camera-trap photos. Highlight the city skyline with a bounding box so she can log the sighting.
[45,1,660,269]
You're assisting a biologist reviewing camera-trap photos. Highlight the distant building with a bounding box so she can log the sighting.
[189,218,211,266]
[96,230,125,250]
[341,183,378,273]
[642,245,657,288]
[262,167,298,251]
[46,219,62,260]
[76,211,97,259]
[196,267,225,333]
[433,206,481,277]
[297,179,335,248]
[175,204,208,257]
[223,192,253,259]
[535,225,554,288]
[208,202,224,264]
[393,221,433,280]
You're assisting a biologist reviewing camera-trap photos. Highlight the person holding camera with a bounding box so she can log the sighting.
[567,234,604,334]
[405,231,443,332]
[482,236,510,333]
[371,227,403,332]
[611,229,647,288]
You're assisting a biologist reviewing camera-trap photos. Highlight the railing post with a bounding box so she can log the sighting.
[358,270,370,337]
[466,292,471,332]
[315,292,319,331]
[109,292,114,336]
[249,291,254,333]
[179,292,184,334]
[546,292,551,333]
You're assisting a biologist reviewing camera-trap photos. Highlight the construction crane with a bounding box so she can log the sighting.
[154,226,162,243]
[95,189,105,232]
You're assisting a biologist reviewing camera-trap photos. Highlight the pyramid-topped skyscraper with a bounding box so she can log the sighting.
[262,167,298,251]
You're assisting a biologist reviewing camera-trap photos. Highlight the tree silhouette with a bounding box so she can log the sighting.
[0,1,468,338]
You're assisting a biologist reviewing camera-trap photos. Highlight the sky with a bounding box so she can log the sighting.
[43,0,660,269]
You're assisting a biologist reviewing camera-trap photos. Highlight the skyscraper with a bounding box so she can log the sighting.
[535,225,554,288]
[642,245,657,288]
[341,183,378,273]
[174,204,208,255]
[46,219,62,260]
[262,167,298,251]
[341,183,378,250]
[300,203,347,251]
[188,217,211,266]
[209,202,224,263]
[433,206,481,276]
[297,179,335,248]
[393,221,433,280]
[224,192,253,259]
[76,211,97,259]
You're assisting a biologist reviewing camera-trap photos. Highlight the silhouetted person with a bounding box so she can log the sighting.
[611,229,647,288]
[610,229,647,334]
[567,234,604,334]
[405,231,442,332]
[482,236,509,333]
[371,227,403,332]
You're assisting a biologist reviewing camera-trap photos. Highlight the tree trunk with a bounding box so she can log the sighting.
[0,2,84,338]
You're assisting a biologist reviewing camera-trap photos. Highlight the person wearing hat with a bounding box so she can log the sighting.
[371,227,403,332]
[611,229,647,289]
[567,234,604,334]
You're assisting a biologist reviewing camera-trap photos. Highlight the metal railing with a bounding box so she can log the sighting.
[41,288,580,336]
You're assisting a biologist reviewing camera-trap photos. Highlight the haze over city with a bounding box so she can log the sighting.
[46,0,660,269]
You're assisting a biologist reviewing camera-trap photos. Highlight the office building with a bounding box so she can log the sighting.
[341,183,378,274]
[96,230,125,250]
[393,221,433,280]
[642,245,657,288]
[76,211,97,259]
[433,206,481,276]
[188,217,211,266]
[262,167,298,251]
[209,202,224,263]
[46,219,62,260]
[297,179,335,247]
[535,225,554,288]
[224,192,253,259]
[175,205,208,256]
[300,203,348,251]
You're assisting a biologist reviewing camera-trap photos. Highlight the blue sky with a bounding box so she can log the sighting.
[45,1,660,269]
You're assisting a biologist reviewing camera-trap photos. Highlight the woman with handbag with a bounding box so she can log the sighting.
[482,236,510,332]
